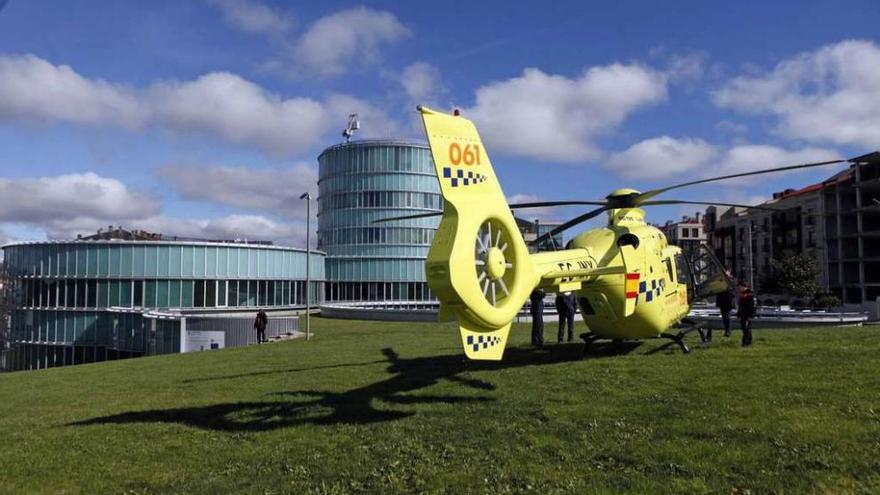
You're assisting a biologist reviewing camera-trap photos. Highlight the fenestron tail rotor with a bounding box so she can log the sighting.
[474,219,514,307]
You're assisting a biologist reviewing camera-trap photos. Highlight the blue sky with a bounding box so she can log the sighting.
[0,0,879,248]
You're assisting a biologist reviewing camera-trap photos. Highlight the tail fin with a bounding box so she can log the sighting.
[419,107,536,360]
[460,323,511,361]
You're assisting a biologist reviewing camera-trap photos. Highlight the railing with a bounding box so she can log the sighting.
[184,315,299,347]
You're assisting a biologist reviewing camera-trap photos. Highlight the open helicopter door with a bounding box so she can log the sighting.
[688,245,734,299]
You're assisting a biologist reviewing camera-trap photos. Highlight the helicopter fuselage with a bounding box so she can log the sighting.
[546,207,691,339]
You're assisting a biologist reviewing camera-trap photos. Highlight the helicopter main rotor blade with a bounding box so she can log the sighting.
[372,211,442,224]
[533,206,609,245]
[634,157,854,204]
[374,200,610,224]
[640,200,783,211]
[509,200,608,209]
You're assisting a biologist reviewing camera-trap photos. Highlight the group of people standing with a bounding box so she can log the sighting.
[528,289,577,346]
[710,282,756,347]
[530,278,758,348]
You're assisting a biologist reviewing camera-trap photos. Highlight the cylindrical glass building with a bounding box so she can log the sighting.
[318,139,441,302]
[1,240,325,371]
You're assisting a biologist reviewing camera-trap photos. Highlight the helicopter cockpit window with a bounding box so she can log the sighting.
[674,252,695,302]
[664,258,674,283]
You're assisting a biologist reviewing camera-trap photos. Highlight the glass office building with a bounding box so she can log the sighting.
[1,240,324,371]
[318,139,441,301]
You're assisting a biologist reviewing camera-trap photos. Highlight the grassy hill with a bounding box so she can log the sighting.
[1,319,879,494]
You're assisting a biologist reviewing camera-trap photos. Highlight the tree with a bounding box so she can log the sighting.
[769,250,821,298]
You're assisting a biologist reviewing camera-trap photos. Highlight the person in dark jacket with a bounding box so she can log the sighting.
[555,292,568,343]
[737,285,756,347]
[715,288,735,340]
[529,289,545,346]
[566,292,577,341]
[556,292,576,342]
[254,309,268,344]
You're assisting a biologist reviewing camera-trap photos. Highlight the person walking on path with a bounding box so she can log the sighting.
[254,309,268,344]
[529,289,545,347]
[737,285,756,347]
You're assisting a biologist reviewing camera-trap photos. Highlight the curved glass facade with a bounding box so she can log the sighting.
[318,139,441,301]
[1,241,325,371]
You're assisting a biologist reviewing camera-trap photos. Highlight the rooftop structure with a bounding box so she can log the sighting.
[660,213,707,259]
[79,226,274,245]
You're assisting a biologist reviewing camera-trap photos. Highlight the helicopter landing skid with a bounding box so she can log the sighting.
[661,318,710,353]
[681,318,710,343]
[662,319,706,354]
[579,332,599,353]
[659,331,692,354]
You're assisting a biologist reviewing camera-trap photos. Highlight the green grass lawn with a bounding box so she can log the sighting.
[1,319,879,494]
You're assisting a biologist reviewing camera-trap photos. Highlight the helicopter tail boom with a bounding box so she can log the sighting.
[420,106,538,360]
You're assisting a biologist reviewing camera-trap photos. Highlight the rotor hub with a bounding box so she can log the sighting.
[485,247,507,280]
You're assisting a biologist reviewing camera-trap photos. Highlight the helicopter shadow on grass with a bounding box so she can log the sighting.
[69,342,639,432]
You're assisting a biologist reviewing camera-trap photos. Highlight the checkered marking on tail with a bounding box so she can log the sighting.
[467,334,502,352]
[443,167,487,188]
[637,278,666,303]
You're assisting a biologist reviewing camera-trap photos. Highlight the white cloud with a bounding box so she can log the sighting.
[150,72,328,155]
[0,173,159,224]
[292,7,410,77]
[465,65,668,163]
[605,137,841,185]
[400,62,444,102]
[158,163,318,219]
[0,54,399,156]
[139,214,308,246]
[664,52,708,84]
[0,54,144,127]
[606,136,718,180]
[715,120,748,135]
[0,172,311,246]
[713,39,880,148]
[207,0,293,36]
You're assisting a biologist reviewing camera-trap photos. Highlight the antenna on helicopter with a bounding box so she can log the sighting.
[342,114,360,143]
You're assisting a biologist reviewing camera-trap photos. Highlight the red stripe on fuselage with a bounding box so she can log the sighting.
[626,273,640,280]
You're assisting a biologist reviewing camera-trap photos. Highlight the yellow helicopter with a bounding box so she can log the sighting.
[379,106,861,360]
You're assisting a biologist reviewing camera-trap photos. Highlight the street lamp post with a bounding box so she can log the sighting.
[299,192,312,341]
[747,219,755,290]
